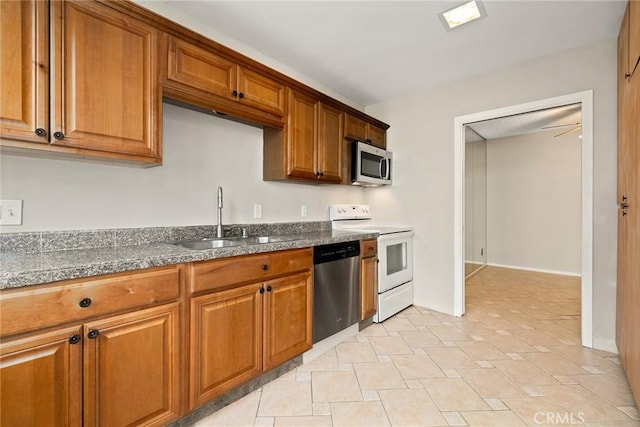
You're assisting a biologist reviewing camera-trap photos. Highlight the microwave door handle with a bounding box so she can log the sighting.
[378,158,384,179]
[381,158,388,179]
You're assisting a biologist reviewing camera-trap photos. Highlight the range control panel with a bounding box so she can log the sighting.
[329,204,372,221]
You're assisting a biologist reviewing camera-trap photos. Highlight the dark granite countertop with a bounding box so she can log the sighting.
[0,229,377,289]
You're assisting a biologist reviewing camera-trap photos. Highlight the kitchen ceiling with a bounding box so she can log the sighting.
[160,1,626,106]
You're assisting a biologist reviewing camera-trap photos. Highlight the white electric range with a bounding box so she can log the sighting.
[330,204,414,322]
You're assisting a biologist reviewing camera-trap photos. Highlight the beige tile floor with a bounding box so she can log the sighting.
[194,266,639,426]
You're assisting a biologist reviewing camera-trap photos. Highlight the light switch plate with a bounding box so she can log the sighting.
[301,205,308,217]
[253,204,263,219]
[0,200,23,225]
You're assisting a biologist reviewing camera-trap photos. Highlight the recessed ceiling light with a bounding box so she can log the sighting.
[439,0,486,30]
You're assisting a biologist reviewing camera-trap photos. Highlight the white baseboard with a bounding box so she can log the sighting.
[487,263,581,278]
[302,324,358,364]
[592,337,619,354]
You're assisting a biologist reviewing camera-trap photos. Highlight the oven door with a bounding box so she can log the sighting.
[378,231,414,293]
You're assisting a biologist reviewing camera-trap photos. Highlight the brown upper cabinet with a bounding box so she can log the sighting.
[0,0,162,164]
[263,89,343,184]
[630,0,640,79]
[344,113,387,149]
[162,35,286,127]
[621,1,640,81]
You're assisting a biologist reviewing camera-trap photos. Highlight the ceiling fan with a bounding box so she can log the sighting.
[541,122,582,137]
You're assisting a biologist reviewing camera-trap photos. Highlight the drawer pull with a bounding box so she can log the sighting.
[78,298,92,308]
[87,329,99,339]
[68,334,81,345]
[262,264,269,271]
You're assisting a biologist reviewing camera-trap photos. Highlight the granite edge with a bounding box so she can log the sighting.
[0,231,378,289]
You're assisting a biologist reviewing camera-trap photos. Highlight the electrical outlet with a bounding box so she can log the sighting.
[0,200,23,225]
[301,205,308,218]
[253,204,262,219]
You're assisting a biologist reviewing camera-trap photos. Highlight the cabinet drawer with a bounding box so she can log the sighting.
[192,248,312,293]
[0,265,181,337]
[361,239,378,258]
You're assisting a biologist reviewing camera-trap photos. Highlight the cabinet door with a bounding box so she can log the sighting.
[287,90,319,180]
[344,113,367,141]
[317,103,343,183]
[238,67,285,116]
[367,124,387,149]
[83,303,180,427]
[166,36,238,102]
[190,283,263,408]
[360,256,378,321]
[263,271,312,370]
[0,326,82,427]
[50,1,160,161]
[630,0,640,79]
[0,0,48,144]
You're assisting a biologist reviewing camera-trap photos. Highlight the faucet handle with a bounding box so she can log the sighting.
[241,228,249,238]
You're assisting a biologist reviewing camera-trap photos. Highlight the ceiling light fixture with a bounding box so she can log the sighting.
[439,0,486,30]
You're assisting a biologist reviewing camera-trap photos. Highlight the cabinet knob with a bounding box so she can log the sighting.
[35,128,47,137]
[232,90,238,97]
[238,92,244,99]
[68,334,81,345]
[262,264,269,271]
[266,285,272,292]
[53,131,65,140]
[260,287,265,294]
[78,298,92,308]
[625,73,631,79]
[87,329,99,339]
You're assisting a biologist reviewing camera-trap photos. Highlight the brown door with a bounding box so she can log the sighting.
[166,36,238,103]
[50,1,160,160]
[83,303,180,427]
[0,326,82,427]
[286,89,318,180]
[617,1,640,407]
[0,0,48,144]
[630,0,640,78]
[344,113,367,141]
[367,124,387,149]
[237,67,285,116]
[263,271,313,370]
[360,256,378,320]
[190,283,263,408]
[317,102,343,183]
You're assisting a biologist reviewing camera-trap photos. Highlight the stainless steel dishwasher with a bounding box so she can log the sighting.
[313,240,360,343]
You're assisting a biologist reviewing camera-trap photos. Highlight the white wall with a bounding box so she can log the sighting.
[0,104,365,231]
[365,39,618,349]
[486,129,582,275]
[133,0,363,112]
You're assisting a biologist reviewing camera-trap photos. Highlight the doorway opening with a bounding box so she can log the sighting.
[453,91,593,348]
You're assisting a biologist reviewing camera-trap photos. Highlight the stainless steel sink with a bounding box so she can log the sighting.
[241,235,296,244]
[173,238,248,250]
[172,235,297,250]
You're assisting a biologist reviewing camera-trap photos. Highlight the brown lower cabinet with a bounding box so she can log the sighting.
[0,248,315,425]
[360,239,378,320]
[0,266,183,427]
[189,248,313,409]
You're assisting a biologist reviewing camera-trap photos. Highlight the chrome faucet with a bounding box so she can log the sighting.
[216,186,224,238]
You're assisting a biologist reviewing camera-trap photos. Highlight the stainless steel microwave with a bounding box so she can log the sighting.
[352,141,392,186]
